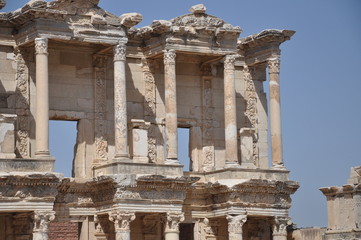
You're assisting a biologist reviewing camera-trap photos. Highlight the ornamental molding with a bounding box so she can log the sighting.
[109,211,136,232]
[114,43,126,61]
[33,211,56,233]
[35,38,48,55]
[164,49,176,65]
[267,57,280,74]
[164,212,184,232]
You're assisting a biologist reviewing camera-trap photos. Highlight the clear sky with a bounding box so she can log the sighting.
[2,0,361,228]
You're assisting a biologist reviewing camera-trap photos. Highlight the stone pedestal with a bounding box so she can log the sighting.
[130,119,150,163]
[109,211,135,240]
[164,49,179,164]
[164,212,184,240]
[113,42,130,161]
[32,211,55,240]
[34,38,51,157]
[239,128,256,169]
[227,214,247,240]
[268,57,284,169]
[224,55,239,167]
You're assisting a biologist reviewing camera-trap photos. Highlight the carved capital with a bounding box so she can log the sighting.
[33,211,55,233]
[114,44,126,62]
[109,211,135,232]
[224,55,237,70]
[164,212,184,232]
[268,57,280,74]
[226,214,247,234]
[35,38,48,55]
[272,216,291,236]
[164,49,176,65]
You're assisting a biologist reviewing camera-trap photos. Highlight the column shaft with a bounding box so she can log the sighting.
[164,50,178,163]
[35,38,50,156]
[113,43,129,159]
[268,57,284,168]
[224,55,238,166]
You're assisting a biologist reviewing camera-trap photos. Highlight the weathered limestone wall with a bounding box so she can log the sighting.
[288,227,326,240]
[48,222,79,240]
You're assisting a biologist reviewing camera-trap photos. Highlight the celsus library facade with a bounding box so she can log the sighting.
[1,0,346,239]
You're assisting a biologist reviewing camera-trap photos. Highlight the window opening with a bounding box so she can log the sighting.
[49,120,77,177]
[178,127,190,172]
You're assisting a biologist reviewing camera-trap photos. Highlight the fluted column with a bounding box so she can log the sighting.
[227,214,247,240]
[224,55,239,167]
[113,42,129,160]
[268,57,284,169]
[164,49,179,164]
[164,212,184,240]
[109,211,135,240]
[35,38,50,157]
[32,211,55,240]
[272,217,290,240]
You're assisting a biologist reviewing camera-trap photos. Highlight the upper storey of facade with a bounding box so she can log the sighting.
[0,0,295,182]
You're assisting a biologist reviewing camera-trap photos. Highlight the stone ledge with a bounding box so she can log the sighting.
[93,162,184,177]
[0,158,55,172]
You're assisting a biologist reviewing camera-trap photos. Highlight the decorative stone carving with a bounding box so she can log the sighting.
[94,55,108,161]
[109,211,136,232]
[34,38,48,55]
[224,54,237,70]
[119,12,143,28]
[114,43,126,62]
[115,189,141,200]
[33,211,55,233]
[164,212,184,232]
[272,216,291,238]
[164,49,176,65]
[227,214,247,240]
[268,57,280,74]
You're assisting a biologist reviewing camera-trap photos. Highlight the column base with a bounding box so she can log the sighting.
[240,162,256,169]
[165,158,180,165]
[113,155,132,163]
[272,164,286,170]
[224,162,241,168]
[34,152,54,161]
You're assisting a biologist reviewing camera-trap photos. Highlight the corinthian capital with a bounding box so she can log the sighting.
[272,216,291,236]
[224,55,237,70]
[114,43,126,62]
[164,212,184,232]
[33,211,55,233]
[226,214,247,234]
[109,211,136,232]
[267,57,280,74]
[35,38,48,55]
[164,49,176,65]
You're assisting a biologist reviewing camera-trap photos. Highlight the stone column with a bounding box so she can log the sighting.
[224,55,239,167]
[267,57,284,169]
[272,217,290,240]
[164,212,184,240]
[32,211,55,240]
[226,214,247,240]
[109,211,135,240]
[113,42,129,160]
[35,38,50,157]
[164,49,179,164]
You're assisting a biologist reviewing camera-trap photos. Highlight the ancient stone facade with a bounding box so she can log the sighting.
[0,1,299,239]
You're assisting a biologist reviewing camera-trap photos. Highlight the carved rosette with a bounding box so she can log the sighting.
[33,211,55,233]
[164,212,185,232]
[268,57,280,74]
[94,55,108,161]
[164,49,176,65]
[224,55,237,70]
[272,217,290,236]
[243,66,259,164]
[109,211,136,232]
[34,38,48,55]
[114,44,126,62]
[226,215,247,235]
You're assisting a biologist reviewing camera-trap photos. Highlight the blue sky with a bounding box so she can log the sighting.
[3,0,361,228]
